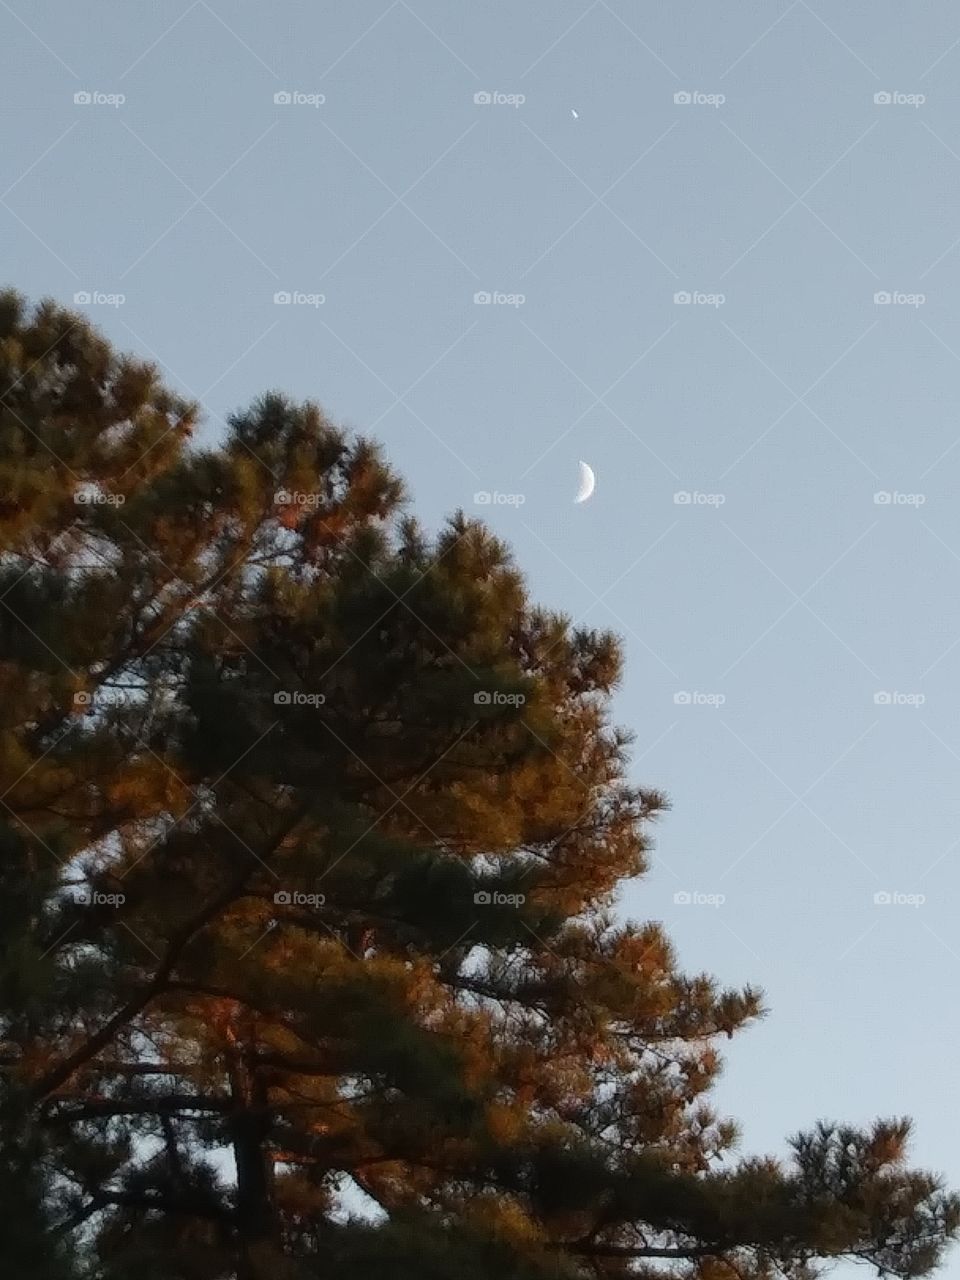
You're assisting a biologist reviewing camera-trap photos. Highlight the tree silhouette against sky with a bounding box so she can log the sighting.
[0,293,955,1280]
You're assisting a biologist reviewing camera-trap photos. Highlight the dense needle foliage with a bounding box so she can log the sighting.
[0,291,954,1280]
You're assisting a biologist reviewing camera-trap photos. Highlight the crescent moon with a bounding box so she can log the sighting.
[574,460,595,504]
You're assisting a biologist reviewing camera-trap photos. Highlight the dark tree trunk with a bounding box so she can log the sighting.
[228,1033,275,1279]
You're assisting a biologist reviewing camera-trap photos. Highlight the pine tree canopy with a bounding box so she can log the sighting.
[0,290,955,1279]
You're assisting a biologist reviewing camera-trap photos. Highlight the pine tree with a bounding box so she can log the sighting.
[0,290,955,1279]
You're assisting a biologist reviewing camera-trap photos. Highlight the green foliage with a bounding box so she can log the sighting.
[0,291,954,1279]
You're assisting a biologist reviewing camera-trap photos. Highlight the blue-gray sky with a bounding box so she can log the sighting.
[6,3,960,1270]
